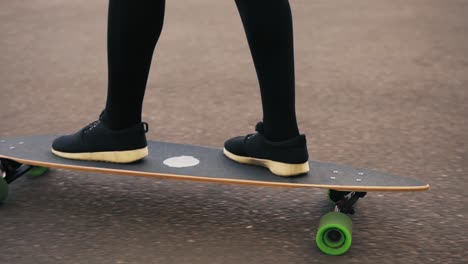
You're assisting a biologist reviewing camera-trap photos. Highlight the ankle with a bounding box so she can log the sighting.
[101,112,141,131]
[261,124,300,142]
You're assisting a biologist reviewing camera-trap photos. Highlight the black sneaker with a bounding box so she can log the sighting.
[51,117,149,163]
[223,122,309,177]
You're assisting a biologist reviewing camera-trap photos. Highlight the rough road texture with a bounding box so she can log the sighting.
[1,0,467,263]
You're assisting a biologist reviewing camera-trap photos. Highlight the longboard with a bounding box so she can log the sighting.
[0,135,429,255]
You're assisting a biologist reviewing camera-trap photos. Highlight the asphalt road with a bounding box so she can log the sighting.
[1,0,467,263]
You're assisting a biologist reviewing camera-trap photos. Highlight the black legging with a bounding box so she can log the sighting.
[103,0,300,142]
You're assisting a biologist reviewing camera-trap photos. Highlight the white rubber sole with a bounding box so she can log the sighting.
[223,148,309,177]
[51,147,149,163]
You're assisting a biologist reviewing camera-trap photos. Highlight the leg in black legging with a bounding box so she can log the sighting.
[103,0,299,140]
[235,0,300,141]
[103,0,165,130]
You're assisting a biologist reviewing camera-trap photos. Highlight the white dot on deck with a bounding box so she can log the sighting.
[358,172,364,175]
[9,146,15,149]
[333,170,339,173]
[330,177,336,180]
[356,179,362,182]
[163,156,200,168]
[0,140,5,143]
[19,142,24,144]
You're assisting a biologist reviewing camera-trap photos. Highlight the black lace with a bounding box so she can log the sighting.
[243,133,255,144]
[243,122,264,143]
[83,120,101,134]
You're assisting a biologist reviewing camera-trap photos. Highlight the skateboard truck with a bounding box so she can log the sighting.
[0,158,33,184]
[334,191,367,215]
[1,158,49,204]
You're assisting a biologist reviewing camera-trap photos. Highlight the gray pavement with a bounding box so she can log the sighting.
[1,0,467,263]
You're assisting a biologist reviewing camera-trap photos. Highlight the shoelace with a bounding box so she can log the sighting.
[243,133,255,144]
[83,120,101,134]
[82,119,149,134]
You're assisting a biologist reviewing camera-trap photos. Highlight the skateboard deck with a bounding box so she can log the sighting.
[0,135,429,191]
[0,135,429,256]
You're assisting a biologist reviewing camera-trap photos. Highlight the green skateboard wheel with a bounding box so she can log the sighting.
[316,212,352,255]
[27,166,49,177]
[0,177,8,203]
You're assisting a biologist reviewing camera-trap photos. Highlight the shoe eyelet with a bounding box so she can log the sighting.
[84,120,100,134]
